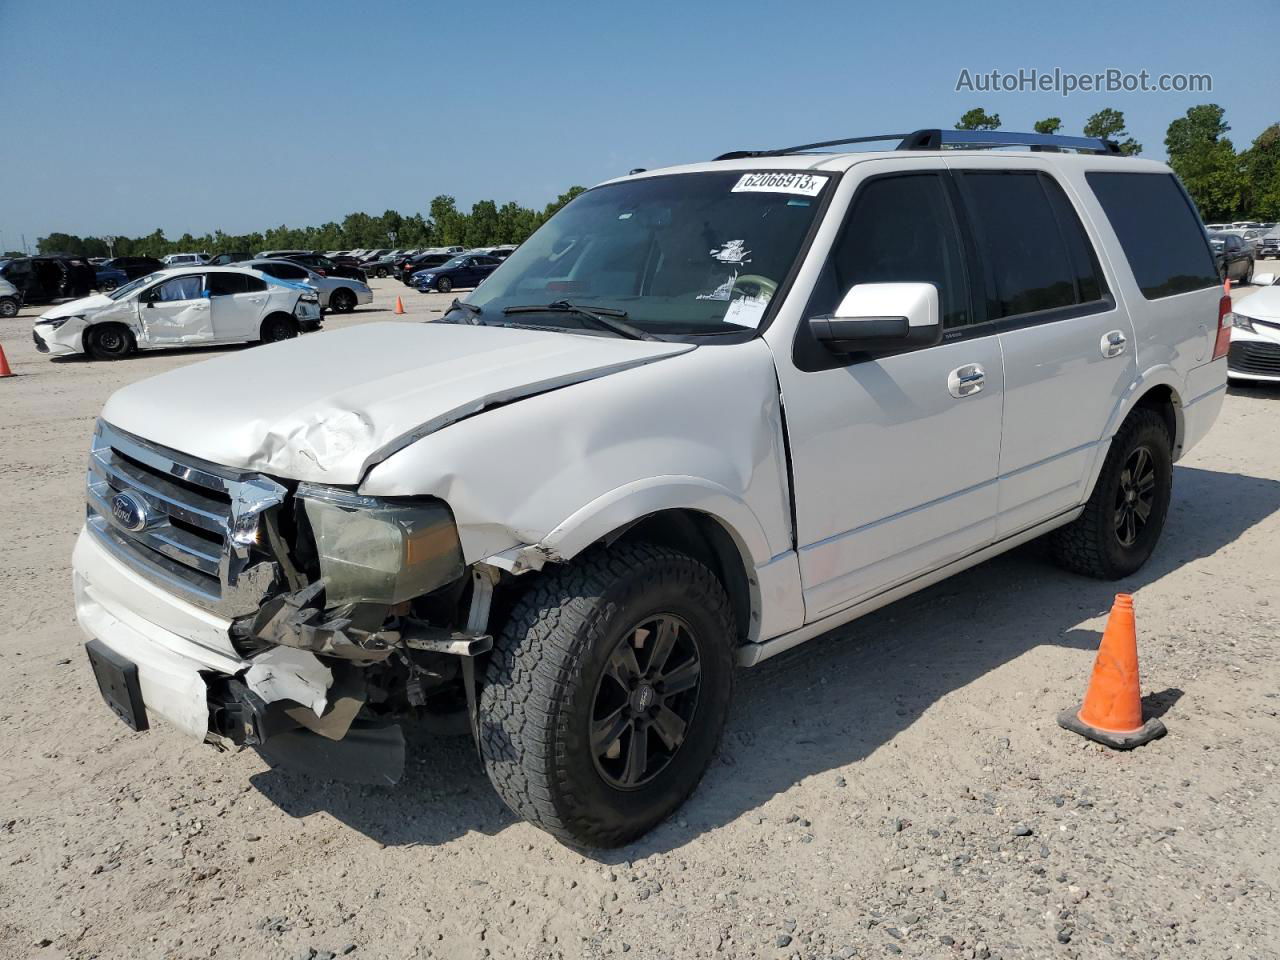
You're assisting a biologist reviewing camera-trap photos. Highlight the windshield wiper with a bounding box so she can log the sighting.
[501,300,658,341]
[444,298,484,325]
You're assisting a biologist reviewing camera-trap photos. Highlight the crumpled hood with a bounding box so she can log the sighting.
[100,321,695,484]
[1238,285,1280,321]
[41,294,115,320]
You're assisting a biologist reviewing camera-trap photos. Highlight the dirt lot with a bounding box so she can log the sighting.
[1,279,1278,960]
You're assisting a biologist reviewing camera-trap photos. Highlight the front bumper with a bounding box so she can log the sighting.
[1228,325,1280,381]
[32,320,84,357]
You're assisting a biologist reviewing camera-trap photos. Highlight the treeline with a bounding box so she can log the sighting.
[24,188,587,260]
[956,104,1280,222]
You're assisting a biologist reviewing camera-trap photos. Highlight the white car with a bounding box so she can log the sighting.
[246,258,372,313]
[32,266,322,359]
[162,253,208,266]
[70,129,1227,847]
[1227,284,1280,381]
[0,277,20,318]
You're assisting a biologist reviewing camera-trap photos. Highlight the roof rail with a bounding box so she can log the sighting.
[713,128,1121,161]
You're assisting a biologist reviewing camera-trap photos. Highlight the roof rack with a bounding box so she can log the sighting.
[713,129,1121,161]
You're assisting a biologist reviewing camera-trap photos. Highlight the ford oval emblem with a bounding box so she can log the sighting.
[110,490,150,533]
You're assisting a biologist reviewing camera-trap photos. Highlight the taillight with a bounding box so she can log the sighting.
[1213,282,1231,360]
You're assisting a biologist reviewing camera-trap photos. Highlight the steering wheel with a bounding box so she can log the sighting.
[731,274,777,300]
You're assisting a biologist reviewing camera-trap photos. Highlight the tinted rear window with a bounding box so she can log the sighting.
[1086,172,1219,299]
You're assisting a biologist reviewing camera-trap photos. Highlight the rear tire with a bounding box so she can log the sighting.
[1050,408,1172,579]
[259,314,298,343]
[479,542,736,848]
[85,323,135,360]
[330,288,356,313]
[0,296,18,318]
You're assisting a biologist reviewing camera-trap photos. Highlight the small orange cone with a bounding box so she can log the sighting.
[0,344,12,378]
[1058,594,1166,749]
[394,296,405,315]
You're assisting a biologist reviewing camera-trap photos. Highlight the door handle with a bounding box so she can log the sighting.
[1101,330,1127,358]
[947,363,986,398]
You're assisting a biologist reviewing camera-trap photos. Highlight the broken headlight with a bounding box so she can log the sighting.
[297,483,465,607]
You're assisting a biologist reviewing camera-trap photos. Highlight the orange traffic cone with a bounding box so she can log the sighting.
[394,296,405,315]
[0,344,12,378]
[1058,594,1166,749]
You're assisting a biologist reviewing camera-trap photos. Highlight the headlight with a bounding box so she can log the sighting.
[299,291,320,303]
[1228,312,1255,332]
[39,316,76,330]
[298,483,464,606]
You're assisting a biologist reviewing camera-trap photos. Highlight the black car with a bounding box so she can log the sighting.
[0,255,95,303]
[1208,232,1253,283]
[281,253,367,282]
[411,254,502,293]
[101,256,164,279]
[206,252,254,266]
[399,252,454,284]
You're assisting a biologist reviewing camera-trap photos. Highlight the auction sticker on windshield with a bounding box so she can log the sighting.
[731,172,828,196]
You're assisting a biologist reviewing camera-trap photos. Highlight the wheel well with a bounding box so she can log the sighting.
[1133,385,1181,456]
[608,510,753,644]
[261,312,298,336]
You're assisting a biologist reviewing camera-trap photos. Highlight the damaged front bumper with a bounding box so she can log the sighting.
[72,527,489,785]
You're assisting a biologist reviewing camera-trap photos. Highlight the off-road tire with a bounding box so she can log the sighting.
[1050,408,1173,579]
[436,276,453,294]
[85,323,135,360]
[478,542,736,848]
[330,288,357,313]
[259,314,298,343]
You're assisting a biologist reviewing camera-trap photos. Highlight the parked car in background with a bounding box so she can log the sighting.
[1,255,95,302]
[471,245,518,260]
[32,266,322,359]
[1208,232,1254,283]
[100,256,165,281]
[246,258,372,313]
[361,250,410,278]
[0,277,21,318]
[1257,229,1280,260]
[94,265,129,291]
[207,252,254,266]
[399,251,454,284]
[162,253,208,266]
[1226,285,1280,382]
[411,253,501,293]
[278,252,367,283]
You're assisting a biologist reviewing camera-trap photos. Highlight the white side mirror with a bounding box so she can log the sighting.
[810,282,941,352]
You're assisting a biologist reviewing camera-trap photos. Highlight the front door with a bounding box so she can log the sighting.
[138,274,213,345]
[774,163,1005,621]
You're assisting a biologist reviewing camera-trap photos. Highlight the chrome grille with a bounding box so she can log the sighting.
[85,419,286,616]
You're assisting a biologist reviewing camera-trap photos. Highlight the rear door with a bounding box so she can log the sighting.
[207,272,270,340]
[946,161,1133,536]
[138,274,213,345]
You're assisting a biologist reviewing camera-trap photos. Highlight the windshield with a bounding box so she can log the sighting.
[465,171,830,335]
[109,271,164,300]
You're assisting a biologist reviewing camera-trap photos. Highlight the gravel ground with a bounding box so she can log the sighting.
[0,279,1277,960]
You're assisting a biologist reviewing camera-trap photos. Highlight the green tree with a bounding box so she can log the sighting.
[464,200,500,248]
[956,108,1000,130]
[1083,108,1141,155]
[1242,123,1280,220]
[1033,117,1063,135]
[1165,104,1245,221]
[429,196,466,246]
[37,232,86,255]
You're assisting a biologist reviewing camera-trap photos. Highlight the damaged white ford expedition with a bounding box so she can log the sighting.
[74,129,1228,847]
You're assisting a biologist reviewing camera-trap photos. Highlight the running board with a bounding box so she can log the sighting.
[737,507,1083,667]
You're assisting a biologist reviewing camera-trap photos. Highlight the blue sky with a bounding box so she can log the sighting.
[0,0,1273,250]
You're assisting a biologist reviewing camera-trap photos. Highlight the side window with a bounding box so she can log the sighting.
[243,274,268,293]
[256,264,282,278]
[957,171,1080,319]
[1086,172,1219,299]
[153,275,204,301]
[808,173,971,329]
[1040,175,1106,304]
[205,273,247,296]
[277,264,307,280]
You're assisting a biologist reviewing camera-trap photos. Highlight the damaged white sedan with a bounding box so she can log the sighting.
[74,131,1227,848]
[33,266,322,359]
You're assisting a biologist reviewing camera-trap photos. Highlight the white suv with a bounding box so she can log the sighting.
[71,130,1228,847]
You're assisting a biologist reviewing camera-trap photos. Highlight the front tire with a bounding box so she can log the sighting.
[479,542,736,848]
[436,276,453,294]
[0,296,18,318]
[1050,408,1172,579]
[85,323,135,360]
